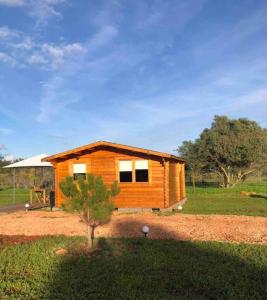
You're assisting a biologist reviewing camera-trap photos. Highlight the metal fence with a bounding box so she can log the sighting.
[0,188,32,206]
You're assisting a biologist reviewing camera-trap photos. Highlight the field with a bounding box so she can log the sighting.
[0,188,29,206]
[182,181,267,217]
[0,236,266,299]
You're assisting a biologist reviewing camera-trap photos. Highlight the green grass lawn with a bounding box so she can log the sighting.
[182,181,267,217]
[0,188,29,206]
[0,236,266,299]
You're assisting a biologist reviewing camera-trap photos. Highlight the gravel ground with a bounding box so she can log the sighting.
[0,210,266,244]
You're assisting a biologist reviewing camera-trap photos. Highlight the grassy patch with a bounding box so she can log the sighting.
[0,236,266,299]
[0,188,29,206]
[183,181,267,217]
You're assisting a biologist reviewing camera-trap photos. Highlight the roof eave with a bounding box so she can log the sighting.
[42,141,185,162]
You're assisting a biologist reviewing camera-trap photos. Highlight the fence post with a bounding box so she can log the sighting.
[13,168,16,205]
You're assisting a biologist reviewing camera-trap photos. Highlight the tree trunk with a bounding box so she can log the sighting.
[222,174,229,188]
[91,225,95,248]
[87,225,93,249]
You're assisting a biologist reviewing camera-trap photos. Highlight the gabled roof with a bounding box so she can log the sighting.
[4,154,52,168]
[42,141,184,162]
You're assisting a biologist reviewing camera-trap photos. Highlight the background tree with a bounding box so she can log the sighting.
[60,174,120,248]
[178,141,203,192]
[179,116,267,188]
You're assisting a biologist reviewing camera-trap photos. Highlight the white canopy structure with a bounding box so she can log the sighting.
[3,154,52,169]
[3,154,52,205]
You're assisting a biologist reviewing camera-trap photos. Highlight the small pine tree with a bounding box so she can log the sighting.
[59,174,120,248]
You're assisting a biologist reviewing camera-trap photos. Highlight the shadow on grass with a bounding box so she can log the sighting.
[250,194,267,200]
[186,181,219,188]
[45,220,267,299]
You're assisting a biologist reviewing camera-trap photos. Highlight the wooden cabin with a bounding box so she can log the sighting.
[43,141,186,210]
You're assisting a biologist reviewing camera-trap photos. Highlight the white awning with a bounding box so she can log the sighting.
[3,154,52,168]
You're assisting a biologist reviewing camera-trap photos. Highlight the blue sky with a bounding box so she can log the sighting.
[0,0,266,159]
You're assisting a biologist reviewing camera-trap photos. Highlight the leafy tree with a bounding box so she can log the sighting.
[60,174,120,248]
[178,141,203,192]
[180,116,267,188]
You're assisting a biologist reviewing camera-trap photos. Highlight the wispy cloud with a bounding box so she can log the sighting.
[0,0,66,27]
[0,26,18,39]
[86,26,118,52]
[36,76,81,122]
[36,25,119,122]
[194,6,267,60]
[27,0,67,28]
[0,27,86,69]
[137,0,207,30]
[0,127,13,135]
[0,52,16,65]
[0,0,24,7]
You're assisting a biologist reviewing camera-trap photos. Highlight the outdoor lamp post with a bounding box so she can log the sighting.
[142,225,149,238]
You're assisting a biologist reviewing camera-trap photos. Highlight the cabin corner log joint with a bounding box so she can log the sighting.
[42,141,186,210]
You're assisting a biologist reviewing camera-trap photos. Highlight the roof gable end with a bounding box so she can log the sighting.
[42,141,184,162]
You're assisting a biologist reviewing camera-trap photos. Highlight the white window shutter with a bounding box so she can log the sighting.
[73,163,86,174]
[135,160,148,170]
[119,161,132,171]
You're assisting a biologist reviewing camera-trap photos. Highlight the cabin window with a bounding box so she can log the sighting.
[135,160,149,182]
[73,163,86,180]
[119,160,133,182]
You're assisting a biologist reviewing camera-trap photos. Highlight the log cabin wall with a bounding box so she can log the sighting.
[54,147,168,208]
[168,161,186,206]
[51,145,185,209]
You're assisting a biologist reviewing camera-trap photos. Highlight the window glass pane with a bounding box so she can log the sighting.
[135,160,148,170]
[120,171,132,182]
[73,163,86,173]
[136,169,149,182]
[73,173,86,180]
[119,160,132,171]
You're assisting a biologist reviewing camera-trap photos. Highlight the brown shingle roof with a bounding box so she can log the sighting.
[42,140,184,162]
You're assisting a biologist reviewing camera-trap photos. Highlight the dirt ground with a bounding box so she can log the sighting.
[0,210,266,244]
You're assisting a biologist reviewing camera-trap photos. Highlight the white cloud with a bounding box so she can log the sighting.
[35,26,118,122]
[0,127,13,135]
[86,26,118,52]
[27,53,47,65]
[0,26,86,69]
[0,52,15,65]
[36,75,81,122]
[41,42,86,69]
[11,37,34,50]
[0,26,18,39]
[0,0,66,27]
[0,0,24,6]
[27,0,67,27]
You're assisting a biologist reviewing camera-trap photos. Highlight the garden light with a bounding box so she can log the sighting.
[142,225,149,238]
[178,205,183,211]
[25,203,30,211]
